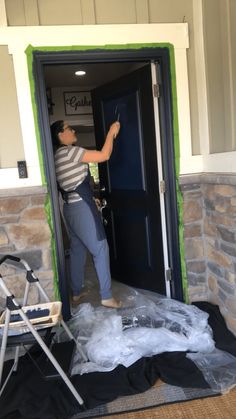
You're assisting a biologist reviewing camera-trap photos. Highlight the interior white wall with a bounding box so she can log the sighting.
[50,87,96,149]
[50,86,94,127]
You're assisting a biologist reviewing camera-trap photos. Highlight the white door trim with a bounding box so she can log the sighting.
[151,62,171,297]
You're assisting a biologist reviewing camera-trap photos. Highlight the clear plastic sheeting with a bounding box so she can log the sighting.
[187,348,236,394]
[66,288,215,375]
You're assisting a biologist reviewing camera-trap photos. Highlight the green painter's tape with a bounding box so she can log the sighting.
[25,42,187,302]
[44,194,60,300]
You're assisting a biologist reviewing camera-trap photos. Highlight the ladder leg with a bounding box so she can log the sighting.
[13,346,20,372]
[60,319,88,362]
[0,309,20,396]
[35,282,51,303]
[17,309,84,406]
[0,308,11,387]
[0,364,16,397]
[36,282,88,362]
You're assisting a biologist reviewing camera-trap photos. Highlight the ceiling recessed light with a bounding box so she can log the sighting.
[75,70,86,76]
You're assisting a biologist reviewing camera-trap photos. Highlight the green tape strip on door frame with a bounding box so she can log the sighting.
[25,42,188,302]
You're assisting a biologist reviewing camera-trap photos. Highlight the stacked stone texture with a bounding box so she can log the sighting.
[0,188,54,308]
[181,176,236,335]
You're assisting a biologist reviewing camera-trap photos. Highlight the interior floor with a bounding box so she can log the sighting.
[69,252,131,309]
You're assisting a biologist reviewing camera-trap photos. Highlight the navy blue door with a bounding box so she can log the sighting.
[91,64,166,294]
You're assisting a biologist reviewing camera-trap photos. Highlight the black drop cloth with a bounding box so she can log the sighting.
[0,302,235,419]
[193,301,236,357]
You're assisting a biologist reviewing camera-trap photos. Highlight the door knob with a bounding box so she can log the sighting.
[101,199,107,209]
[103,218,108,226]
[100,186,106,192]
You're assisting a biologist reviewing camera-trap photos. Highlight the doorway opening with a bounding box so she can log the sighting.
[32,47,183,319]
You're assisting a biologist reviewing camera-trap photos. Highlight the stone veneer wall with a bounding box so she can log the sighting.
[0,186,54,309]
[180,173,236,335]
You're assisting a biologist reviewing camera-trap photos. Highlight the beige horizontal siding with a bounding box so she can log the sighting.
[0,46,24,168]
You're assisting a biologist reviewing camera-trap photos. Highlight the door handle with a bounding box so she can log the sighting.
[100,185,106,192]
[100,199,108,226]
[100,199,107,209]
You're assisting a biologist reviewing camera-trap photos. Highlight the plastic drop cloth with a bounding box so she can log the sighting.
[187,348,236,394]
[62,288,215,376]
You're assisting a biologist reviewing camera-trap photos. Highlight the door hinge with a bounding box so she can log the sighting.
[165,268,172,282]
[153,83,160,98]
[160,180,166,194]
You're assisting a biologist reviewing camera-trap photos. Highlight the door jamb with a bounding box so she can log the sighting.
[32,47,183,319]
[151,61,171,298]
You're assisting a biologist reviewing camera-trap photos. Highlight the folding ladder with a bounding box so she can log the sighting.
[0,255,87,408]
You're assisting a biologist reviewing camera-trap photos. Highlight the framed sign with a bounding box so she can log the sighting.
[64,91,92,115]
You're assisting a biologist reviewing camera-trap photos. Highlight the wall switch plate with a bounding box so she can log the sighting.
[17,160,28,178]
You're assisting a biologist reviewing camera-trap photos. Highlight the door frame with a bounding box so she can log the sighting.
[33,46,183,319]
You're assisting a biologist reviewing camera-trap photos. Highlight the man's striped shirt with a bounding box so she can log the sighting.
[55,145,88,203]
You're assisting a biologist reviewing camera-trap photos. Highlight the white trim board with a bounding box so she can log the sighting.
[0,23,197,188]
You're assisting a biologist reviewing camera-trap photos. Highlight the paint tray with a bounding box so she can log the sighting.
[0,301,62,330]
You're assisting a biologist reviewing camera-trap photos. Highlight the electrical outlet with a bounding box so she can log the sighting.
[17,160,28,178]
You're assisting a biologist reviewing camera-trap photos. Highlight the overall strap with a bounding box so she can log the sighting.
[57,173,92,203]
[57,174,105,240]
[57,183,72,204]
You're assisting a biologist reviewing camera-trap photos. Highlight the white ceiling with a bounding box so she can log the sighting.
[43,62,146,88]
